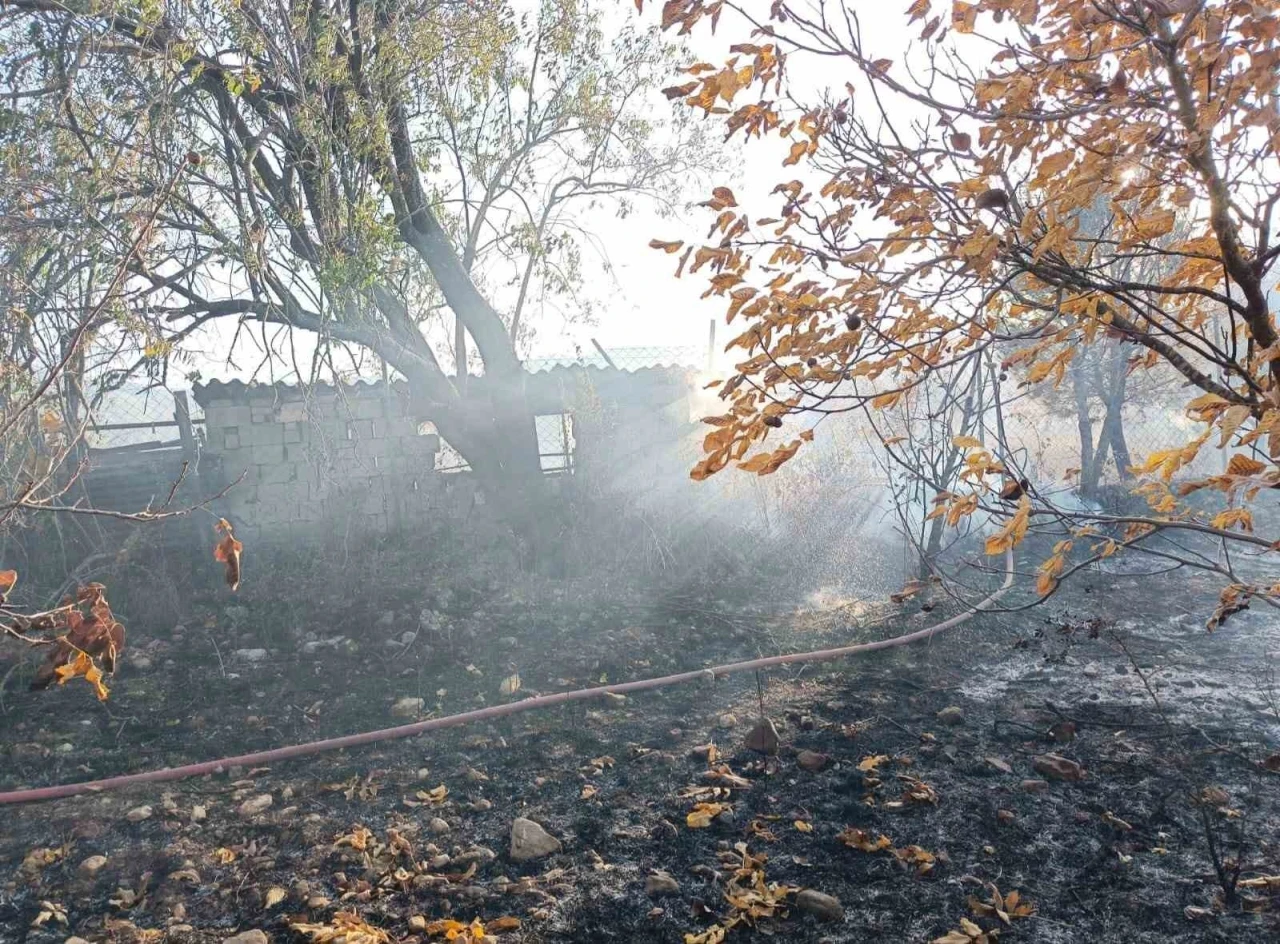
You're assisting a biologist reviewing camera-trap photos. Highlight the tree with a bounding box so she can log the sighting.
[648,0,1280,618]
[0,0,707,560]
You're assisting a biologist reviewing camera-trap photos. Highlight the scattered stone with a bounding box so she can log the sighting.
[602,692,626,707]
[400,631,417,645]
[78,855,108,877]
[428,817,451,836]
[65,937,93,944]
[796,750,830,772]
[464,766,489,783]
[1083,665,1099,678]
[391,697,425,719]
[799,715,816,731]
[56,742,74,753]
[1114,664,1128,675]
[1021,779,1050,794]
[645,872,681,897]
[936,706,965,726]
[238,794,273,817]
[221,931,269,944]
[509,818,561,862]
[191,805,208,823]
[233,648,269,663]
[744,718,780,755]
[717,713,738,729]
[1033,753,1085,782]
[125,805,153,823]
[996,809,1015,826]
[796,889,844,922]
[131,655,154,671]
[689,864,719,882]
[985,756,1013,774]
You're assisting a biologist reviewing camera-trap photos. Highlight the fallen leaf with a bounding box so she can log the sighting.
[213,518,243,591]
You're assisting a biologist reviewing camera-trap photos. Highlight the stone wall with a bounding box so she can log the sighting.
[191,367,693,543]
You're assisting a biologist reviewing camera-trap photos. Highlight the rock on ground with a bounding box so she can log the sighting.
[221,931,269,944]
[238,794,273,817]
[391,697,425,718]
[936,706,965,725]
[744,718,780,755]
[796,888,844,921]
[645,872,681,897]
[509,817,561,862]
[77,855,108,877]
[796,749,830,772]
[1033,753,1085,781]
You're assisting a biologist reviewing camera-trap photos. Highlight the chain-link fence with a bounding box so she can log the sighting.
[83,384,205,450]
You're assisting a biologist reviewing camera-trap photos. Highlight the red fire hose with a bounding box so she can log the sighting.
[0,553,1014,806]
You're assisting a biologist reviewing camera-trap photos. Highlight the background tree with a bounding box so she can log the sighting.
[648,0,1280,617]
[0,0,709,561]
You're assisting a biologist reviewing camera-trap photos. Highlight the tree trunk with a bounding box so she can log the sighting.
[427,378,566,575]
[1072,355,1097,499]
[1104,352,1132,480]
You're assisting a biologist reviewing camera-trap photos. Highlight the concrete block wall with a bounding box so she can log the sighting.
[192,367,695,544]
[193,381,468,543]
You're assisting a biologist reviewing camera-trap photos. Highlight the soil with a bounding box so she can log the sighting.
[1,541,1278,944]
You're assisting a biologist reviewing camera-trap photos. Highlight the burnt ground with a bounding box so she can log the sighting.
[1,539,1279,944]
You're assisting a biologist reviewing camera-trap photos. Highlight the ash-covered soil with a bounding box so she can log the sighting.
[1,548,1278,944]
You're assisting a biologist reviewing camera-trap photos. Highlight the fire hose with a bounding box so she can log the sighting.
[0,551,1014,806]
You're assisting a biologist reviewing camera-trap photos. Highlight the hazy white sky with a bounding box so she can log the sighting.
[179,1,911,384]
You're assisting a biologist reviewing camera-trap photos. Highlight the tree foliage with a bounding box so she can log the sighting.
[0,0,710,552]
[648,0,1280,615]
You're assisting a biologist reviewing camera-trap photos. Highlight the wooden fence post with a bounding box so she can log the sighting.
[173,391,195,460]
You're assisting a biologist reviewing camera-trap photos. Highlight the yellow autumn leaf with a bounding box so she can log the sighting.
[985,495,1031,556]
[1226,454,1266,476]
[783,140,809,166]
[1210,508,1253,532]
[687,802,728,828]
[871,390,903,410]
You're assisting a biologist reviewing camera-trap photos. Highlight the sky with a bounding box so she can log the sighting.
[178,0,912,385]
